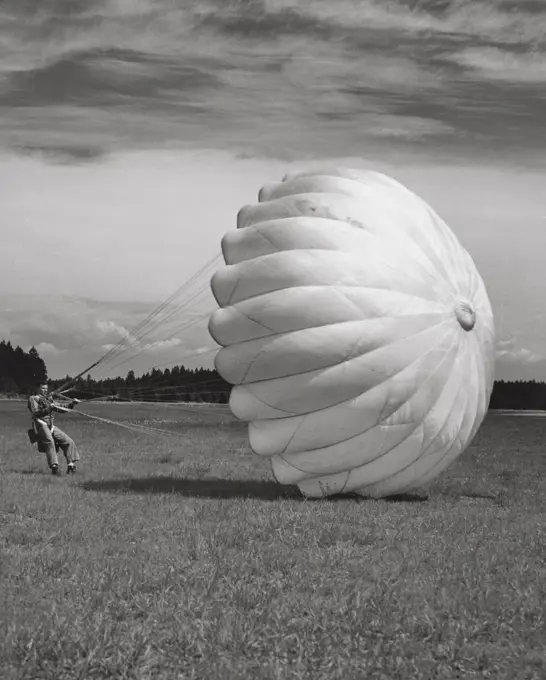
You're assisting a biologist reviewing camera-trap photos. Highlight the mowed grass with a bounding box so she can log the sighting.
[1,401,545,680]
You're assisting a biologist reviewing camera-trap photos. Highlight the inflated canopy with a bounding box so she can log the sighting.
[209,166,495,498]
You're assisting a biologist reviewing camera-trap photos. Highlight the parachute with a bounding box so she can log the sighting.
[209,166,496,498]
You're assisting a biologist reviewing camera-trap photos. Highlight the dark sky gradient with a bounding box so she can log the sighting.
[0,0,544,164]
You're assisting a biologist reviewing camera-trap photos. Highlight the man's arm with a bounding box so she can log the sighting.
[52,393,80,406]
[51,398,79,412]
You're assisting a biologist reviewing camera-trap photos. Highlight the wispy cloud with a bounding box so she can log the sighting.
[0,0,543,162]
[446,47,546,84]
[35,342,65,357]
[312,0,546,45]
[496,337,544,366]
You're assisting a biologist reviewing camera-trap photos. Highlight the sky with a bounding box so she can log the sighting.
[0,0,545,381]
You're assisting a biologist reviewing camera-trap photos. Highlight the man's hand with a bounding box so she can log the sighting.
[52,400,75,412]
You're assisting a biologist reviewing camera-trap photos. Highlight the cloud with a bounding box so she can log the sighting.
[496,337,544,364]
[324,0,545,45]
[194,346,213,355]
[0,48,220,109]
[0,0,543,162]
[13,143,105,164]
[96,320,137,346]
[35,342,64,356]
[142,338,184,353]
[2,299,146,353]
[359,114,455,140]
[446,47,546,84]
[494,332,546,381]
[100,343,117,352]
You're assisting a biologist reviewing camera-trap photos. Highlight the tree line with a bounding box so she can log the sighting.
[1,338,546,410]
[0,340,47,395]
[488,380,546,411]
[48,366,231,404]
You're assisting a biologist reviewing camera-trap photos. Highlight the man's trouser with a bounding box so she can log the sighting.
[33,420,80,469]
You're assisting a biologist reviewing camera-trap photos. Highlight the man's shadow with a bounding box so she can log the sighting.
[80,476,429,502]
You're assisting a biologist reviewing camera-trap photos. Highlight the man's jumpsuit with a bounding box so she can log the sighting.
[27,394,80,470]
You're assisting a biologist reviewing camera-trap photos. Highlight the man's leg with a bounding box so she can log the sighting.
[34,421,59,471]
[52,427,80,468]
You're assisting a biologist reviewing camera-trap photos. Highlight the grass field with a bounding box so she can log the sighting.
[1,400,545,679]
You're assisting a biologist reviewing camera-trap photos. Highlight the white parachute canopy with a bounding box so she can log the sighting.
[209,166,495,498]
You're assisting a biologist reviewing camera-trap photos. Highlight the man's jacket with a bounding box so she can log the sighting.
[27,394,74,430]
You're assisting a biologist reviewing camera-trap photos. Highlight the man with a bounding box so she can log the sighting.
[27,382,80,475]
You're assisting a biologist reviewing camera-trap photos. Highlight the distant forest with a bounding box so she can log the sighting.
[0,339,230,404]
[49,366,231,404]
[0,340,47,394]
[0,339,544,410]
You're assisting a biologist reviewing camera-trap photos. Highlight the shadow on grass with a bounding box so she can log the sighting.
[9,469,44,476]
[82,477,301,500]
[81,476,430,503]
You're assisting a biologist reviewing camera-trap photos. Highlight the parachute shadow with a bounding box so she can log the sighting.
[81,476,302,501]
[81,476,429,502]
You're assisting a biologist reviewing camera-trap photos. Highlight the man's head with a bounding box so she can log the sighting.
[38,382,49,396]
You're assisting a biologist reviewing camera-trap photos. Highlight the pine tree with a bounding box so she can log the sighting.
[28,346,48,386]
